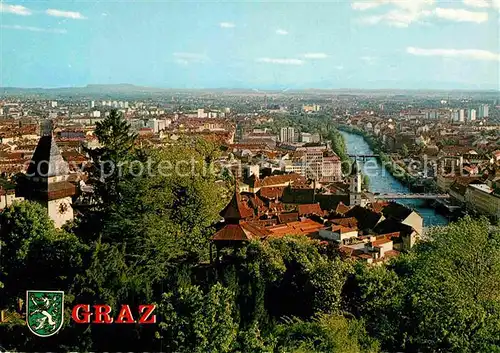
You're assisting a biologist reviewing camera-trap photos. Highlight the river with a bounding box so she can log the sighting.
[340,131,449,227]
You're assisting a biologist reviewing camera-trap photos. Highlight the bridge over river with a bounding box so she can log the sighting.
[341,130,450,226]
[372,193,450,200]
[349,154,379,161]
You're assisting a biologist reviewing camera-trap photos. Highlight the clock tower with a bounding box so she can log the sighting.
[349,160,364,206]
[16,123,76,228]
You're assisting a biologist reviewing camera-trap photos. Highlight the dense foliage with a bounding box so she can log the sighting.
[1,110,500,352]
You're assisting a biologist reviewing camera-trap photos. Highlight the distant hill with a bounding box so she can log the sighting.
[0,84,498,99]
[0,84,170,97]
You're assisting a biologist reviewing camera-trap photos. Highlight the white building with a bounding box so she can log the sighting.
[478,104,489,118]
[469,109,477,121]
[459,109,466,123]
[280,127,295,143]
[197,109,208,118]
[319,225,358,243]
[51,101,58,108]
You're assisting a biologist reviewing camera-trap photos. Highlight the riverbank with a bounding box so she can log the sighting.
[336,125,438,193]
[340,129,449,226]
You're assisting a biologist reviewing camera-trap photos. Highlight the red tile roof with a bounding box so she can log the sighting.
[298,203,323,216]
[370,201,389,214]
[259,186,285,199]
[278,212,299,224]
[330,224,358,234]
[219,189,254,221]
[330,217,358,229]
[258,173,305,188]
[372,238,392,247]
[212,221,270,241]
[335,202,351,215]
[266,219,324,237]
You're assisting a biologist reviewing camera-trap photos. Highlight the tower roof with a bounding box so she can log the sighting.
[350,160,360,176]
[220,186,254,222]
[26,135,70,178]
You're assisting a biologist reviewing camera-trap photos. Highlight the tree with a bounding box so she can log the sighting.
[232,237,351,321]
[0,202,87,307]
[85,109,137,208]
[0,202,89,351]
[398,216,500,352]
[401,144,409,158]
[273,314,380,353]
[362,174,370,189]
[347,216,500,352]
[159,283,238,353]
[343,263,405,351]
[99,143,226,264]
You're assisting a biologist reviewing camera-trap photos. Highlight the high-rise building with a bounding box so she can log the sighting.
[469,109,477,121]
[451,110,459,121]
[280,127,295,143]
[479,104,489,118]
[459,109,466,123]
[50,101,58,108]
[305,148,323,180]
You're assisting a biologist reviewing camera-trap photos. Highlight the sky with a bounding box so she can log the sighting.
[0,0,499,90]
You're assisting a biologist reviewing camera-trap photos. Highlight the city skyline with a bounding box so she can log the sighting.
[1,0,499,90]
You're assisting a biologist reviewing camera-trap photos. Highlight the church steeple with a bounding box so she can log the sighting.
[349,160,363,206]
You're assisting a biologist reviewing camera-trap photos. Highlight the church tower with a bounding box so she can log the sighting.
[348,160,363,206]
[16,121,76,228]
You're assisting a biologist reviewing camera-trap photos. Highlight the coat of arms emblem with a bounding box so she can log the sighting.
[26,290,64,337]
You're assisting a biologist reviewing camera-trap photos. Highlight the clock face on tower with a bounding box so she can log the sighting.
[59,202,69,215]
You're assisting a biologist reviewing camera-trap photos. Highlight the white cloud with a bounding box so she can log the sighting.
[0,3,31,16]
[46,9,86,20]
[173,52,208,65]
[219,22,235,28]
[276,29,288,35]
[360,9,432,27]
[407,47,500,61]
[351,2,381,11]
[352,0,435,12]
[256,58,304,65]
[434,8,488,23]
[302,53,329,59]
[353,0,491,26]
[354,0,434,27]
[463,0,490,8]
[463,0,500,8]
[1,24,66,34]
